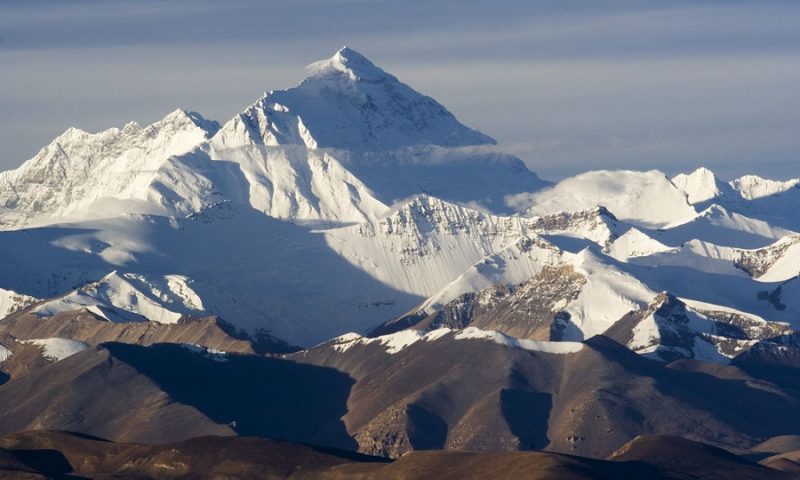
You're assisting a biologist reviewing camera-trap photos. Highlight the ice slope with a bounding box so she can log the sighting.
[618,234,800,282]
[515,170,697,228]
[0,196,637,345]
[200,145,391,225]
[623,239,746,278]
[211,47,494,151]
[0,110,219,228]
[323,195,547,296]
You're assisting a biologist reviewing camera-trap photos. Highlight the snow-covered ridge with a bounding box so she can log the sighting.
[454,327,584,353]
[671,168,800,232]
[0,109,219,227]
[327,329,450,354]
[658,204,794,249]
[399,247,657,344]
[34,271,204,324]
[672,167,800,204]
[325,327,583,355]
[731,175,800,200]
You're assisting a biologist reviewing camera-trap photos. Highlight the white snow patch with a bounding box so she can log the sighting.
[180,343,229,362]
[0,344,11,363]
[454,327,583,354]
[25,338,89,361]
[327,328,453,354]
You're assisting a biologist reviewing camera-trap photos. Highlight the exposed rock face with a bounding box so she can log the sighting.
[388,265,587,341]
[605,293,794,363]
[735,235,800,277]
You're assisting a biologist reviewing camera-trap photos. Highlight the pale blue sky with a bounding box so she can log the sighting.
[1,0,798,180]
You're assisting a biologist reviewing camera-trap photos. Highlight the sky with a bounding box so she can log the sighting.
[1,0,798,181]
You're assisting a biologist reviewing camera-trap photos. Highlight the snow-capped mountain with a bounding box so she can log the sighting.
[0,110,219,228]
[210,47,495,151]
[672,167,800,232]
[0,47,797,355]
[2,46,800,467]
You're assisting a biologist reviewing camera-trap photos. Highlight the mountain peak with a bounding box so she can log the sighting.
[213,47,495,151]
[156,109,220,136]
[305,46,393,83]
[672,167,723,205]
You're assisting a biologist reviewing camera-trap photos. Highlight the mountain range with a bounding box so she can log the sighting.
[0,47,798,478]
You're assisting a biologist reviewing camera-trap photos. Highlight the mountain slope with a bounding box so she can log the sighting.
[516,170,697,228]
[1,431,790,480]
[295,330,800,458]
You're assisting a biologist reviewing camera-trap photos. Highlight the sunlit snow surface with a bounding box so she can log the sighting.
[25,338,89,361]
[327,327,582,355]
[0,47,797,357]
